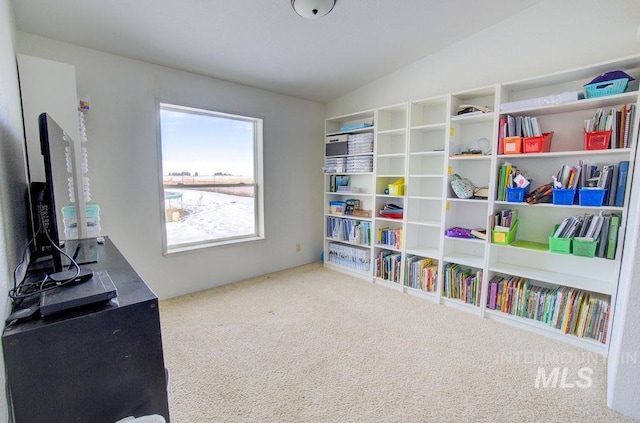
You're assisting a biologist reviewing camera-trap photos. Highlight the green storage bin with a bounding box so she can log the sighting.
[549,225,571,254]
[572,237,598,258]
[492,220,518,246]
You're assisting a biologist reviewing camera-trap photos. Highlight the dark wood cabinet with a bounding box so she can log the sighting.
[2,237,170,423]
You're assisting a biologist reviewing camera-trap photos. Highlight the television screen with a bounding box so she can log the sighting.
[31,113,66,272]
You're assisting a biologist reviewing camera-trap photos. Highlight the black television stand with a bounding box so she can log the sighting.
[2,236,170,422]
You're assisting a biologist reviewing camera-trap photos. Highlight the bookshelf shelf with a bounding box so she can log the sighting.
[324,55,640,354]
[441,297,483,314]
[448,155,492,161]
[446,198,489,204]
[488,261,615,296]
[404,286,438,300]
[501,91,638,117]
[442,252,484,268]
[325,237,370,248]
[325,261,371,281]
[496,148,632,160]
[406,219,440,227]
[484,309,608,355]
[325,213,373,221]
[492,200,624,212]
[405,246,440,259]
[377,128,406,136]
[325,192,371,198]
[374,277,403,291]
[450,112,495,124]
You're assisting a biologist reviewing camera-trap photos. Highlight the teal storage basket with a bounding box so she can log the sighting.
[584,78,628,98]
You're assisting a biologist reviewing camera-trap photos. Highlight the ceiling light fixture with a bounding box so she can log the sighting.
[291,0,336,19]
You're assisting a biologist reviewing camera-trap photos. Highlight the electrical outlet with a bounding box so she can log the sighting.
[295,243,301,252]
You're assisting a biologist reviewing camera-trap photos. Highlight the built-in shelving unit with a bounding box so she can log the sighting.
[323,55,640,355]
[324,110,376,280]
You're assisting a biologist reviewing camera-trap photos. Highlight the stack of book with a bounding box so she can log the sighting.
[487,276,610,343]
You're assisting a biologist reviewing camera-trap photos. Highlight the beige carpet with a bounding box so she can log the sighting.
[159,262,635,423]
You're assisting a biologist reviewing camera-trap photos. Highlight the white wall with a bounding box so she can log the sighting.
[327,0,640,116]
[326,0,640,419]
[16,33,325,300]
[0,0,30,420]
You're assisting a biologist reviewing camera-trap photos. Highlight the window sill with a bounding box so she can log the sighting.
[164,235,265,256]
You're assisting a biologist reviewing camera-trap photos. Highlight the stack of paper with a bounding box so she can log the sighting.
[348,133,374,154]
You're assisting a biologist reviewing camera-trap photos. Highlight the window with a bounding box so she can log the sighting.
[157,103,264,253]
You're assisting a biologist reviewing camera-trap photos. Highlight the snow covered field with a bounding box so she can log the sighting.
[164,188,255,246]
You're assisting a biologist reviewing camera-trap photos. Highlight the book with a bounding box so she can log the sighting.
[606,214,621,260]
[352,209,371,218]
[614,161,629,207]
[471,228,487,240]
[623,104,634,148]
[498,117,506,154]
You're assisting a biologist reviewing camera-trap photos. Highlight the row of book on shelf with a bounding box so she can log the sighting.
[375,250,401,283]
[404,256,438,292]
[584,104,636,149]
[326,245,609,343]
[326,216,371,246]
[503,115,543,138]
[553,160,628,204]
[327,242,370,272]
[496,159,629,207]
[487,276,610,343]
[497,103,636,154]
[328,175,364,193]
[377,227,403,250]
[442,263,482,306]
[496,163,531,201]
[551,211,620,259]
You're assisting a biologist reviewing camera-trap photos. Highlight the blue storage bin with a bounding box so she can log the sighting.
[506,187,526,202]
[506,180,532,203]
[552,188,576,205]
[579,188,607,207]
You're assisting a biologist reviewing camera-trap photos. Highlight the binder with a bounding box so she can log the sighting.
[596,215,610,258]
[606,214,620,260]
[607,164,618,206]
[614,161,629,206]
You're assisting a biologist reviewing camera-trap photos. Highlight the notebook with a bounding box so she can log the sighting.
[40,269,118,317]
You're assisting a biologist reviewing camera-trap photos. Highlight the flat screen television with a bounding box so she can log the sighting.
[30,113,98,273]
[31,113,65,272]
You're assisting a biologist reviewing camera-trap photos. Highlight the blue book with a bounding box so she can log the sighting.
[614,161,629,207]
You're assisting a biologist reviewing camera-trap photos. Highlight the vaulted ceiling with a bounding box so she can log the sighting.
[11,0,543,103]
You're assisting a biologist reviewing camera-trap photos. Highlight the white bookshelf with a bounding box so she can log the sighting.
[323,55,640,355]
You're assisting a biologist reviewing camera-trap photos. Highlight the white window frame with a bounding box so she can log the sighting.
[156,101,264,254]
